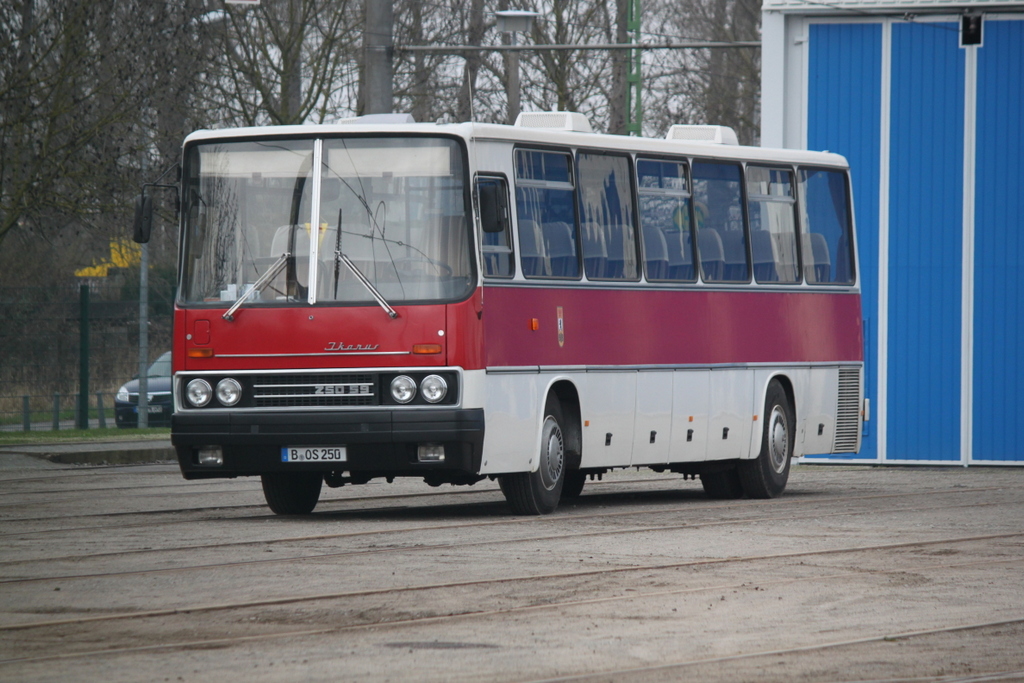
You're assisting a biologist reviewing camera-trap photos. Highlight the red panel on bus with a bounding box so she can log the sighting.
[445,289,485,370]
[174,303,451,371]
[481,286,863,368]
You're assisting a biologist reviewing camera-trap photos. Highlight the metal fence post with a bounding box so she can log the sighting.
[96,392,107,429]
[52,393,60,431]
[22,396,30,432]
[78,283,90,430]
[138,242,149,429]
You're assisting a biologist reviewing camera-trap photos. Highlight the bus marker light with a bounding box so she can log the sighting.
[188,348,214,358]
[529,318,539,331]
[413,344,442,354]
[753,415,759,421]
[197,447,223,466]
[418,444,445,462]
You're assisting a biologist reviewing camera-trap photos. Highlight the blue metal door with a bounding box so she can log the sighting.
[973,19,1024,463]
[807,22,882,460]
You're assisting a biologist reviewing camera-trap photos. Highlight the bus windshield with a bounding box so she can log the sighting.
[179,136,473,307]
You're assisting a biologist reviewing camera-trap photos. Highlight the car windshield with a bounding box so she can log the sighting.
[179,136,473,308]
[147,352,172,378]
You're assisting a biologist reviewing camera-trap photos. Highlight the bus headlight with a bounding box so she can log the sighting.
[390,375,417,404]
[216,378,242,406]
[420,375,448,403]
[186,379,212,407]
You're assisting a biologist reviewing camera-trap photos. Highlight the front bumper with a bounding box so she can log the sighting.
[172,408,484,479]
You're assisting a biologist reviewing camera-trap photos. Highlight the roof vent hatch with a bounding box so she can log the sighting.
[514,111,594,133]
[666,124,739,145]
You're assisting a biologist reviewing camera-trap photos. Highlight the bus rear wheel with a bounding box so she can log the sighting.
[738,380,793,498]
[261,472,323,515]
[500,398,566,515]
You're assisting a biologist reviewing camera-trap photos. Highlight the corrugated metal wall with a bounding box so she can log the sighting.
[888,22,964,462]
[808,23,882,460]
[974,19,1024,462]
[803,15,1023,464]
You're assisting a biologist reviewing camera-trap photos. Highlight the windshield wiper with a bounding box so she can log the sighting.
[332,208,397,319]
[336,250,398,319]
[222,252,290,321]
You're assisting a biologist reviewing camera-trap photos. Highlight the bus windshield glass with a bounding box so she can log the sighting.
[180,136,473,307]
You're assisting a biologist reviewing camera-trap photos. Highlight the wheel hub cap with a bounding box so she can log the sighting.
[540,416,564,489]
[768,405,789,474]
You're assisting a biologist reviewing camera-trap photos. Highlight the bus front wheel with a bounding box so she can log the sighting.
[700,467,744,499]
[738,380,793,498]
[500,398,566,515]
[261,472,323,515]
[561,471,587,499]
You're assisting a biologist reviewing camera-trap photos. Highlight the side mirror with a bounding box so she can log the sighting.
[478,181,507,234]
[133,194,152,243]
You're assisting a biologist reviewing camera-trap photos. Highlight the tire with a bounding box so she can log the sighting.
[738,380,794,499]
[261,472,323,515]
[700,467,744,499]
[500,397,566,515]
[561,471,587,499]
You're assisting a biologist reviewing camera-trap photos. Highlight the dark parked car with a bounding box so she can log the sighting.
[114,352,173,428]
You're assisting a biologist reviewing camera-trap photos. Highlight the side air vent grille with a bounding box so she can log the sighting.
[833,366,862,453]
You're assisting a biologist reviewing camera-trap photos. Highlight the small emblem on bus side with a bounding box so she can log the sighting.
[325,342,380,352]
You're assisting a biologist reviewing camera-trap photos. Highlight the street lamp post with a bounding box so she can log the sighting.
[495,10,538,125]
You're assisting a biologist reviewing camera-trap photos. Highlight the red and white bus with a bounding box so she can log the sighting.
[146,111,863,515]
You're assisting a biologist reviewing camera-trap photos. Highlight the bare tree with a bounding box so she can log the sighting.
[521,0,616,129]
[645,0,761,143]
[203,0,362,126]
[456,0,487,122]
[1,2,152,249]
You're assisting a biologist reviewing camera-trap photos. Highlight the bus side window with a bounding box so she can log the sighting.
[692,161,750,283]
[477,176,514,278]
[637,158,696,282]
[746,166,800,284]
[514,149,579,279]
[799,168,855,285]
[577,152,638,280]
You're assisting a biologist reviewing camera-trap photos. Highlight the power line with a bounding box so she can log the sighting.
[398,40,761,54]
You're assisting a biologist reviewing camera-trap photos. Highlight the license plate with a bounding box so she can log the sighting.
[281,446,347,463]
[133,406,164,414]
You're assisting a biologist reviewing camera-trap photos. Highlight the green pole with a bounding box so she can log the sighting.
[626,0,642,136]
[78,283,90,430]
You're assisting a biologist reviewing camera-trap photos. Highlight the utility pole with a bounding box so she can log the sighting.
[364,0,393,114]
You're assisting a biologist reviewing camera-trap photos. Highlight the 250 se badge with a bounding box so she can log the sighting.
[281,447,347,462]
[314,384,371,395]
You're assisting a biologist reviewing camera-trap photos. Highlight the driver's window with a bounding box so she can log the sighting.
[477,176,514,278]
